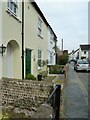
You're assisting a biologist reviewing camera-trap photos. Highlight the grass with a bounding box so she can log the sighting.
[54,79,63,85]
[2,110,29,119]
[44,76,56,82]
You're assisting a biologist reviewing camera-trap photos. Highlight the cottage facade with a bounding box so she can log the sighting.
[0,0,57,79]
[47,27,56,65]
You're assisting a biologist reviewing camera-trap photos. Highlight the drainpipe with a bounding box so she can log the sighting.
[22,0,24,79]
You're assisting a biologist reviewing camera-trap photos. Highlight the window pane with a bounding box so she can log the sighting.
[10,2,13,10]
[38,49,42,59]
[38,17,42,35]
[50,53,53,64]
[7,1,9,8]
[7,0,18,15]
[14,5,17,14]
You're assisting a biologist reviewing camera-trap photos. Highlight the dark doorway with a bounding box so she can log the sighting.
[25,49,31,75]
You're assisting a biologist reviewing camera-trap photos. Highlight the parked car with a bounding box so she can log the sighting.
[74,59,90,72]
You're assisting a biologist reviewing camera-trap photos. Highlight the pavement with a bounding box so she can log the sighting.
[64,64,88,118]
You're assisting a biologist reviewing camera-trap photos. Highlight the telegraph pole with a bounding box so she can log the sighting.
[62,38,63,51]
[22,0,24,79]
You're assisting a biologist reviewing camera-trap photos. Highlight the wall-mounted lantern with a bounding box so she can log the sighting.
[0,44,6,56]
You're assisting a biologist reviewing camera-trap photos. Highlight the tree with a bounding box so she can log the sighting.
[57,54,68,65]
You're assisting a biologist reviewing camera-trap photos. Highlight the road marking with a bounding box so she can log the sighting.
[70,65,88,106]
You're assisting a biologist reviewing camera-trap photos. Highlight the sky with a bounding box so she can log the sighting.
[35,0,88,53]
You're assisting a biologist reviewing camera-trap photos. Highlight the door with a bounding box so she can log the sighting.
[7,43,13,78]
[26,49,31,75]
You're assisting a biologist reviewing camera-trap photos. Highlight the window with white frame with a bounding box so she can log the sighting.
[50,31,54,44]
[50,52,53,64]
[84,51,86,54]
[38,17,42,36]
[7,0,18,16]
[38,49,42,67]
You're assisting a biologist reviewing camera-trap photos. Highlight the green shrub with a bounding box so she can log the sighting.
[39,70,48,78]
[48,65,64,74]
[57,54,68,65]
[25,74,36,80]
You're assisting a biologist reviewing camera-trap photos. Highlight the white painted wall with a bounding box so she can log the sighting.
[79,48,89,59]
[2,2,22,79]
[69,53,74,61]
[74,50,79,60]
[1,1,56,78]
[0,1,2,79]
[48,27,55,65]
[25,2,49,76]
[7,44,13,78]
[0,0,2,114]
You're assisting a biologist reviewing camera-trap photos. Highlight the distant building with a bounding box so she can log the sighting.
[68,49,79,61]
[73,49,79,60]
[79,44,90,60]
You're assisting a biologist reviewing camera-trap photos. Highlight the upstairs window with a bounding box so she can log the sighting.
[50,52,53,64]
[50,31,54,44]
[50,32,53,40]
[7,0,18,16]
[38,17,42,36]
[84,51,86,54]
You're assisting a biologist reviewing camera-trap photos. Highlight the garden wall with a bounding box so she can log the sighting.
[1,78,53,117]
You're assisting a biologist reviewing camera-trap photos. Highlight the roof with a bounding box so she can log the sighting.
[68,50,74,55]
[80,45,90,50]
[30,0,57,38]
[73,48,79,54]
[68,48,79,55]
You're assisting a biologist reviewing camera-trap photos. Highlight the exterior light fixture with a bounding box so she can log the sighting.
[0,44,6,56]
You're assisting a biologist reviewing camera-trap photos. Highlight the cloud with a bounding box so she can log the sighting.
[35,1,88,52]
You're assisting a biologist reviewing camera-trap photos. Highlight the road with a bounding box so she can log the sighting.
[70,61,88,92]
[65,62,88,118]
[70,62,90,91]
[77,72,88,91]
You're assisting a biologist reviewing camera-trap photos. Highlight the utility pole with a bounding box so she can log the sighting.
[62,38,63,51]
[22,0,24,79]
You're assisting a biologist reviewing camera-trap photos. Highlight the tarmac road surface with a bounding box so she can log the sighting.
[65,64,88,118]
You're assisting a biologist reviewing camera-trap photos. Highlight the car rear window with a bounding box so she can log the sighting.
[78,60,88,64]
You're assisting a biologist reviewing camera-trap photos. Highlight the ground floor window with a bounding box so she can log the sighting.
[38,49,42,68]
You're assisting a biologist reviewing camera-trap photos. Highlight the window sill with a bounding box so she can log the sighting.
[6,8,21,23]
[38,34,43,39]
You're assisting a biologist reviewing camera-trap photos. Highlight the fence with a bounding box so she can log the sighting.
[47,85,61,120]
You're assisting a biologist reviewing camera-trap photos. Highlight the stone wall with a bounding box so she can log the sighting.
[1,78,53,117]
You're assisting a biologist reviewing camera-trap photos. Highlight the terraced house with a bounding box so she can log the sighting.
[0,0,57,79]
